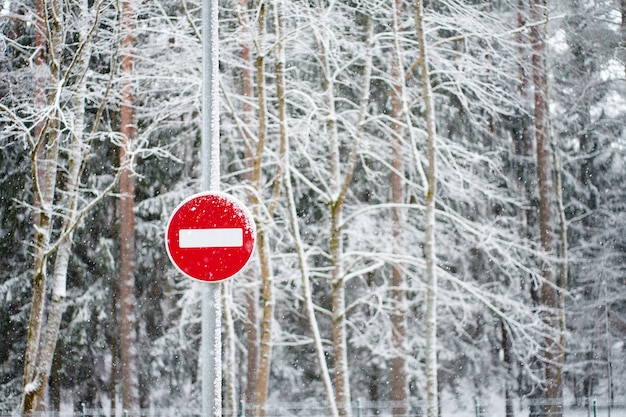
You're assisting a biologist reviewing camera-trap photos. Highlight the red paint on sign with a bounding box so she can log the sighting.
[166,192,256,282]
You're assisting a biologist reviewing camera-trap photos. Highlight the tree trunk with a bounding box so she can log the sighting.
[330,213,350,417]
[414,1,438,416]
[511,0,545,404]
[22,0,89,412]
[553,147,568,397]
[254,227,274,417]
[501,320,515,417]
[319,9,374,417]
[281,7,372,416]
[622,0,625,78]
[390,0,408,414]
[317,28,351,417]
[238,0,259,405]
[252,4,276,416]
[109,276,119,413]
[22,0,59,408]
[119,0,140,411]
[529,0,563,413]
[285,174,339,417]
[49,341,61,411]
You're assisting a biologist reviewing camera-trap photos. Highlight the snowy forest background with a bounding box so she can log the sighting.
[0,0,625,415]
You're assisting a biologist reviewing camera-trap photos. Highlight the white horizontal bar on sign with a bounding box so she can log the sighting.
[179,228,243,248]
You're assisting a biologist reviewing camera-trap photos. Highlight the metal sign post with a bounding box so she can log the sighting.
[164,0,255,414]
[201,0,220,415]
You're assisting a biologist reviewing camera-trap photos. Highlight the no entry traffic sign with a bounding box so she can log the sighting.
[166,191,256,282]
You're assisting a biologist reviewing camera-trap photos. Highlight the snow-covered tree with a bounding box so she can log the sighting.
[1,0,625,413]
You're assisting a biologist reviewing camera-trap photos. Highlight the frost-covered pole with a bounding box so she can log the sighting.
[202,0,219,192]
[201,0,221,415]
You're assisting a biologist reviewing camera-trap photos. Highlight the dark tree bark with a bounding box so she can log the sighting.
[119,0,140,411]
[529,0,563,413]
[501,320,515,417]
[390,0,408,415]
[238,0,260,405]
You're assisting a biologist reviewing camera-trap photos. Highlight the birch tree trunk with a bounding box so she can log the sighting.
[285,175,339,417]
[22,0,66,412]
[252,3,279,415]
[21,0,56,411]
[316,7,376,415]
[414,1,438,416]
[277,3,337,413]
[317,29,352,417]
[553,148,568,388]
[254,227,273,417]
[21,0,95,412]
[32,3,92,405]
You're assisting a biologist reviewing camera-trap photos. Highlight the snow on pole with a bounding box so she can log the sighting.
[202,282,222,417]
[200,0,221,416]
[202,0,220,193]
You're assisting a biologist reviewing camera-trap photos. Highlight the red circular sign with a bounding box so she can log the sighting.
[166,191,256,282]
